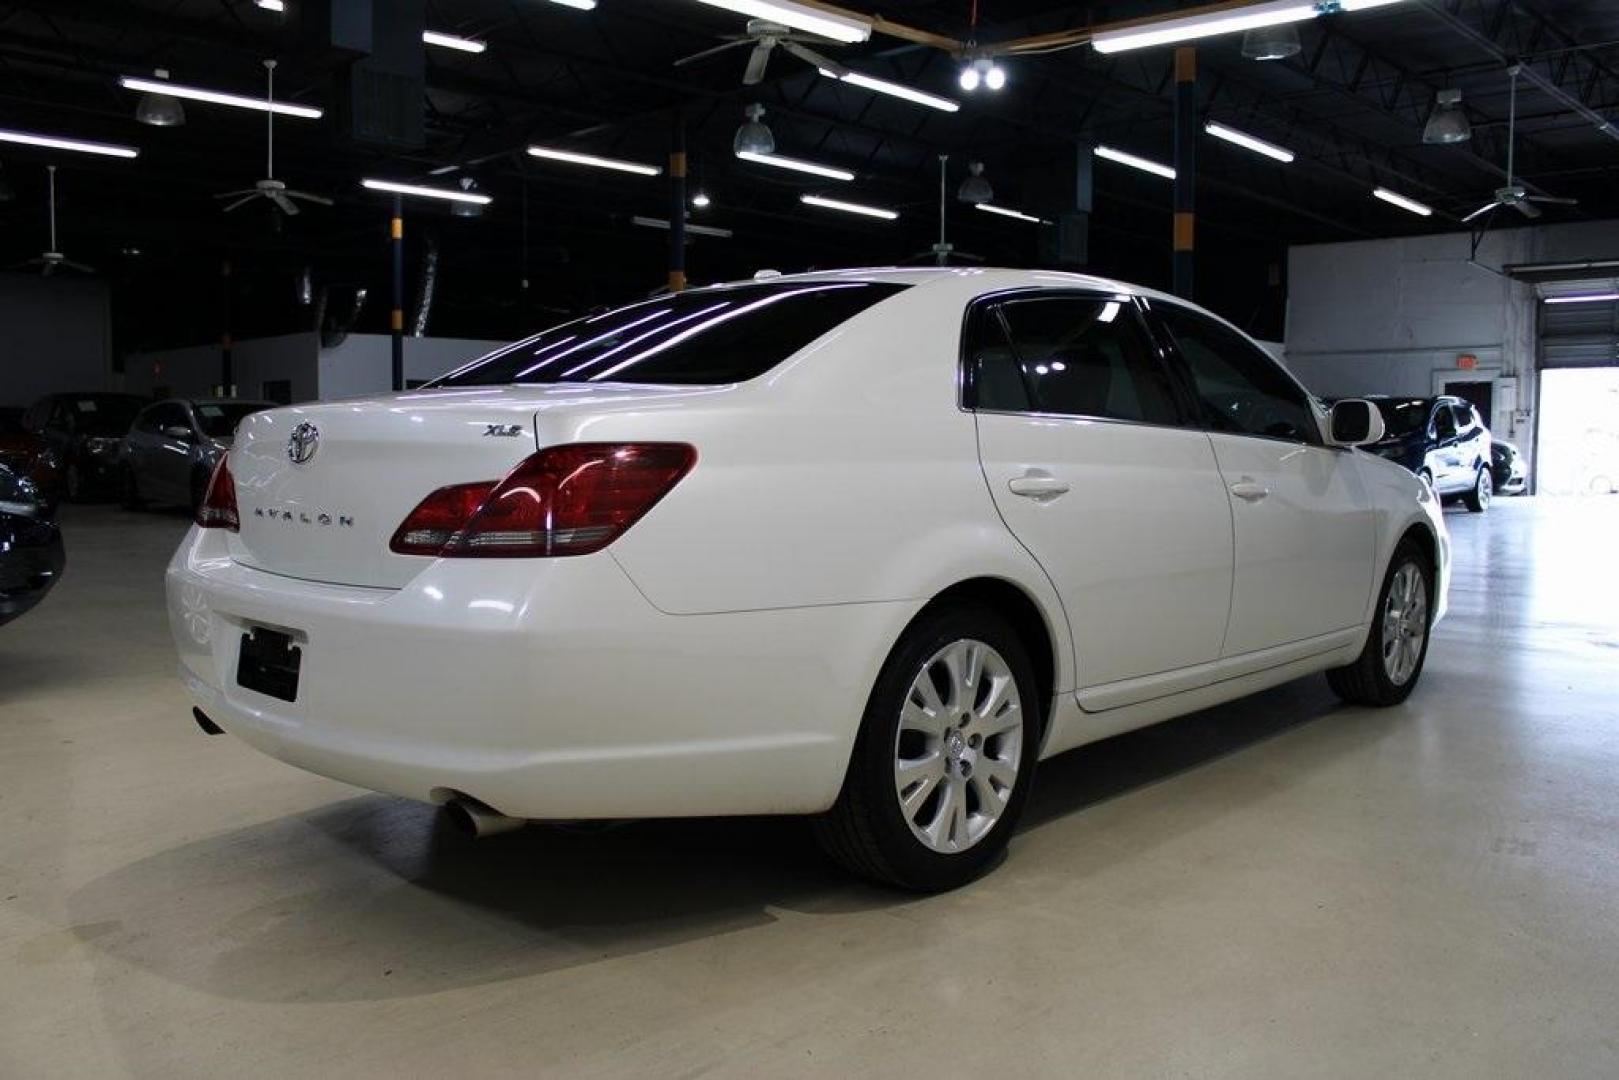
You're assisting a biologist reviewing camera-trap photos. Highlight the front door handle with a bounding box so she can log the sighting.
[1007,473,1070,501]
[1230,479,1269,502]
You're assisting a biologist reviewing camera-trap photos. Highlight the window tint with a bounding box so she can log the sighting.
[982,296,1181,424]
[1452,404,1476,433]
[1434,405,1457,438]
[1156,307,1318,443]
[431,281,907,387]
[966,308,1031,412]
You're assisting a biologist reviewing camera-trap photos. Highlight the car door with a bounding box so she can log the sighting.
[1454,403,1488,480]
[124,404,162,491]
[1429,402,1462,491]
[151,403,196,501]
[969,291,1235,693]
[1147,301,1378,658]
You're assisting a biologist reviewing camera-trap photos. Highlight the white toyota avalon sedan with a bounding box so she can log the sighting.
[167,268,1448,890]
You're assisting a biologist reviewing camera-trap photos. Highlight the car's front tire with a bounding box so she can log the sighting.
[1463,466,1491,512]
[814,604,1041,891]
[1326,540,1433,707]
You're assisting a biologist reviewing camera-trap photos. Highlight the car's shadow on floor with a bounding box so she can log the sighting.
[65,677,1358,1003]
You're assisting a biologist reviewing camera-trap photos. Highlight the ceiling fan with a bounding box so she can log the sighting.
[674,19,849,85]
[9,165,96,276]
[216,60,332,217]
[905,156,987,267]
[1462,65,1578,224]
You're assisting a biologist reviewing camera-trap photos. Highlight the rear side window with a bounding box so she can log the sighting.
[431,281,907,387]
[971,295,1181,425]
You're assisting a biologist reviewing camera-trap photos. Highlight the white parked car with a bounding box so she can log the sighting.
[167,268,1448,890]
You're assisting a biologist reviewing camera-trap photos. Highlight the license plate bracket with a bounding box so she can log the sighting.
[237,627,302,703]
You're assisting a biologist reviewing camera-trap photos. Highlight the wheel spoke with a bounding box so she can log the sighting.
[899,766,944,819]
[894,637,1025,856]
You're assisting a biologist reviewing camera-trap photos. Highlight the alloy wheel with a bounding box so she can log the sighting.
[893,638,1024,854]
[1380,563,1428,686]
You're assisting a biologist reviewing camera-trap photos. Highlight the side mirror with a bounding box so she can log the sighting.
[1328,399,1385,448]
[162,424,194,441]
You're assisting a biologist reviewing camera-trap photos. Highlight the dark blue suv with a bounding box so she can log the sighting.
[1365,396,1494,512]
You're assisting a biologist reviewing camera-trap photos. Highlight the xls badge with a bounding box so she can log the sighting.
[287,422,320,464]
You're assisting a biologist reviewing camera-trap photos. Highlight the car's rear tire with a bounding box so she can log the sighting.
[1463,466,1491,512]
[1326,540,1433,707]
[814,604,1041,891]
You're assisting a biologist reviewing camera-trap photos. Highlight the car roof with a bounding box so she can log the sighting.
[737,265,1168,300]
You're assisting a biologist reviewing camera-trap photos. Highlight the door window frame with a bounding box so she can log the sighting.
[1139,297,1330,449]
[958,287,1201,430]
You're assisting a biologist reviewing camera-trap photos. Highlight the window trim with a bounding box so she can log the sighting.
[958,287,1200,431]
[1140,297,1327,448]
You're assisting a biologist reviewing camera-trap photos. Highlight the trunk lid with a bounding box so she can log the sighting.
[225,385,704,588]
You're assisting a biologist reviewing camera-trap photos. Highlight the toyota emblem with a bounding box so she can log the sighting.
[287,422,320,464]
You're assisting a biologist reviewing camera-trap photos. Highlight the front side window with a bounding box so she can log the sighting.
[431,281,908,387]
[1155,306,1319,444]
[972,295,1181,424]
[1434,405,1457,439]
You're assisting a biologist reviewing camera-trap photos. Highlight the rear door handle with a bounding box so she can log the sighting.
[1007,473,1070,500]
[1230,479,1269,501]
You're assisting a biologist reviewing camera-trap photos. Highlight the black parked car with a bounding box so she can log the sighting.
[17,392,147,502]
[1490,439,1528,496]
[1363,395,1494,511]
[0,462,64,627]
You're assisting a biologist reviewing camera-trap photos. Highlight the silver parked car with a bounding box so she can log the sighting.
[121,398,273,512]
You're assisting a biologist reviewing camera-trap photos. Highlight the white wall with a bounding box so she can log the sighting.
[0,275,113,407]
[125,333,320,403]
[1286,219,1619,448]
[317,334,504,401]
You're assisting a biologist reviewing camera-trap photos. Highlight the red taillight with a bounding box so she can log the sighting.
[196,456,239,531]
[389,442,696,558]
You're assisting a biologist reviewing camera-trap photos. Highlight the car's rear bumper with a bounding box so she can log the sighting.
[166,528,910,819]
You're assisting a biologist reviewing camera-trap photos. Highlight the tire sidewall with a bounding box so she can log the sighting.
[847,606,1042,890]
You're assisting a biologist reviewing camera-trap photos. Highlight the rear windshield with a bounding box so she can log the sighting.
[430,281,908,387]
[1373,398,1433,438]
[194,402,269,438]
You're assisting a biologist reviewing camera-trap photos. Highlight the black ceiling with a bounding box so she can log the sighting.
[1,0,1616,351]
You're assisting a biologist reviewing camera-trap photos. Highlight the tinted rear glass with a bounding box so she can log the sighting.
[430,281,907,387]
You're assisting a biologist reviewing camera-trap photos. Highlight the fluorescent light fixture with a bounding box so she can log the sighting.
[361,178,493,205]
[545,0,598,8]
[0,128,138,159]
[975,203,1046,224]
[423,30,487,53]
[690,0,870,44]
[1338,0,1408,9]
[800,194,897,220]
[631,216,733,238]
[1095,145,1176,180]
[1204,121,1295,163]
[1543,292,1619,304]
[118,75,323,119]
[527,146,662,176]
[1371,186,1433,217]
[736,150,854,181]
[816,68,959,113]
[1092,1,1316,54]
[254,0,285,10]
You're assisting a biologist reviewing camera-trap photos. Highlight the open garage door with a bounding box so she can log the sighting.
[1537,282,1619,497]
